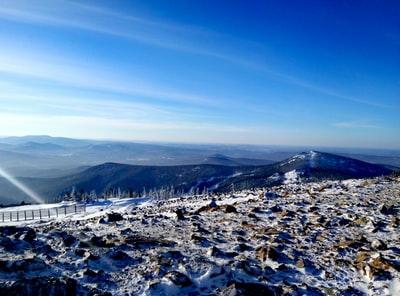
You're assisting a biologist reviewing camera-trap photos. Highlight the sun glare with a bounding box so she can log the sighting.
[0,167,44,204]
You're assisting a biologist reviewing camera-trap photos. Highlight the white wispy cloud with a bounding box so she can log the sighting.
[0,111,250,143]
[286,79,395,110]
[0,0,291,79]
[0,0,221,54]
[0,0,391,114]
[331,121,379,129]
[0,49,219,108]
[240,62,396,110]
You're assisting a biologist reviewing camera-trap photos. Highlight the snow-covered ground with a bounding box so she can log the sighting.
[0,176,399,295]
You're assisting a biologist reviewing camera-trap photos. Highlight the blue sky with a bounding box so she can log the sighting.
[0,0,399,148]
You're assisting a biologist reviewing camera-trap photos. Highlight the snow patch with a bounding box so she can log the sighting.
[283,169,299,184]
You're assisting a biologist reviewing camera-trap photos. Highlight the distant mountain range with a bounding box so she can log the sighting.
[0,136,281,178]
[0,146,394,205]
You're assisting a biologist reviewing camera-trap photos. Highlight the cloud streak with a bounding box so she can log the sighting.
[0,0,220,54]
[0,111,249,144]
[331,121,379,129]
[0,49,220,108]
[0,0,390,112]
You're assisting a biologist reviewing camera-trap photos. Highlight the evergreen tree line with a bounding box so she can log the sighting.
[59,185,211,203]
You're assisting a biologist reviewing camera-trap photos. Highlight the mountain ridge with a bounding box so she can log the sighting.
[215,150,393,192]
[0,136,399,179]
[0,151,393,205]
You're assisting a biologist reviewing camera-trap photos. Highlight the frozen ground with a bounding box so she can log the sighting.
[0,176,399,295]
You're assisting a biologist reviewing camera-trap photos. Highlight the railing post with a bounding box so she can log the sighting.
[0,204,89,223]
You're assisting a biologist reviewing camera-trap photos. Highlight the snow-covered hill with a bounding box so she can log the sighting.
[279,151,392,175]
[215,151,393,192]
[0,176,399,295]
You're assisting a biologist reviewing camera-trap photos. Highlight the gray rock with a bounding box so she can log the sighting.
[6,277,77,296]
[371,239,388,250]
[63,235,76,246]
[0,236,15,249]
[255,246,280,261]
[379,204,396,215]
[21,228,36,243]
[225,205,237,213]
[175,208,185,220]
[165,270,193,287]
[10,257,48,272]
[106,212,124,222]
[221,281,277,296]
[123,235,176,248]
[234,260,262,276]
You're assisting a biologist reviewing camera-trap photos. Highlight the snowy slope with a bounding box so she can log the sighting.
[277,151,391,174]
[0,176,399,295]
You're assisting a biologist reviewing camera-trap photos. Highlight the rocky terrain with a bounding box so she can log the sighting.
[0,176,399,295]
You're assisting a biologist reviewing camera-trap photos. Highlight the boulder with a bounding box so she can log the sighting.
[370,239,388,250]
[90,236,115,248]
[208,246,238,258]
[234,260,262,276]
[255,246,280,261]
[0,236,15,249]
[165,271,193,287]
[123,235,176,248]
[270,205,282,213]
[175,208,185,220]
[389,217,399,228]
[195,199,219,213]
[225,205,237,213]
[354,216,369,226]
[83,268,98,277]
[0,277,77,296]
[10,257,48,272]
[221,281,276,296]
[108,250,132,261]
[235,243,250,252]
[106,212,124,222]
[379,204,396,215]
[63,235,76,246]
[21,228,36,243]
[191,234,210,246]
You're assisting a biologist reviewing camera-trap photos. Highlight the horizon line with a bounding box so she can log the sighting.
[0,134,399,151]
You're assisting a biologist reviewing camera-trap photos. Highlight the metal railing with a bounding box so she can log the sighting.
[0,203,86,223]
